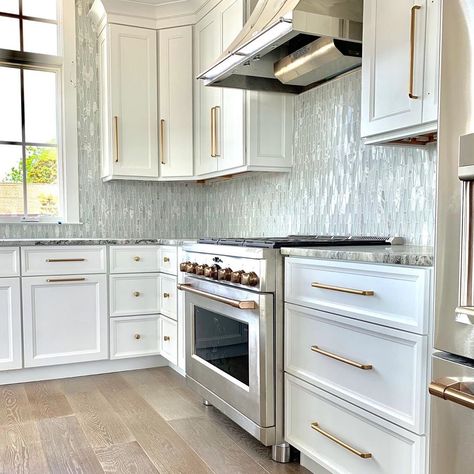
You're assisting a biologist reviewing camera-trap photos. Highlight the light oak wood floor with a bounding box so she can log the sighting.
[0,367,309,473]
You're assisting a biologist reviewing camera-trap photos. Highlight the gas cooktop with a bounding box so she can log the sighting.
[197,235,403,249]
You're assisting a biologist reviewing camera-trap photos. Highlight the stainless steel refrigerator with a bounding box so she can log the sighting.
[430,1,474,472]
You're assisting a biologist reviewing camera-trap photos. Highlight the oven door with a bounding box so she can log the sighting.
[180,277,274,428]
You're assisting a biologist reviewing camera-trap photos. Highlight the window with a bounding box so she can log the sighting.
[0,0,78,223]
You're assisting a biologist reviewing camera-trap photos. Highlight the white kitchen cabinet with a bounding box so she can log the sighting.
[158,26,194,179]
[194,0,293,179]
[361,0,440,144]
[0,247,20,277]
[98,23,158,180]
[160,315,178,365]
[0,278,22,371]
[22,274,108,367]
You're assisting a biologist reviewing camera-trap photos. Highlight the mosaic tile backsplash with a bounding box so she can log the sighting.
[0,0,437,245]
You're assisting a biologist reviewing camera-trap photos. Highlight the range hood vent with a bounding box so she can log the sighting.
[198,0,363,94]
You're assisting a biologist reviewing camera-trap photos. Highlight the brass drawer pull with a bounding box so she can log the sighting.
[311,422,372,459]
[163,335,171,341]
[133,291,141,297]
[311,282,374,296]
[409,5,421,99]
[163,292,170,298]
[47,278,86,283]
[429,378,474,410]
[46,258,86,263]
[134,334,141,340]
[311,345,373,370]
[163,256,170,263]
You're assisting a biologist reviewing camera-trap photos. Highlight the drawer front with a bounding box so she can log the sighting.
[285,258,431,334]
[109,245,160,273]
[0,248,20,277]
[160,316,177,365]
[285,304,427,433]
[160,274,177,320]
[159,246,177,275]
[110,274,160,317]
[285,374,426,474]
[110,315,160,359]
[22,246,107,276]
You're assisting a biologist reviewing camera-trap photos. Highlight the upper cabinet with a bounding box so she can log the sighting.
[193,0,294,179]
[361,0,440,145]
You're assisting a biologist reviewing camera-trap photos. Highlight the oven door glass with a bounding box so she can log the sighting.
[194,307,249,386]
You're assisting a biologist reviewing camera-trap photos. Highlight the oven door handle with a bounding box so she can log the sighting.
[177,283,257,310]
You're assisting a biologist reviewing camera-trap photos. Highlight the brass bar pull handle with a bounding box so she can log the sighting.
[311,345,373,370]
[213,106,220,157]
[310,422,372,459]
[429,378,474,410]
[46,258,86,263]
[46,278,86,283]
[160,119,166,165]
[211,107,216,157]
[113,116,119,162]
[409,5,421,99]
[311,282,375,296]
[177,283,256,310]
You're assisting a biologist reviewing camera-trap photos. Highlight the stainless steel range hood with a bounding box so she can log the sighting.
[198,0,363,94]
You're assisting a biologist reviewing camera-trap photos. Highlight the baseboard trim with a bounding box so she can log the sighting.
[0,356,168,385]
[300,453,331,474]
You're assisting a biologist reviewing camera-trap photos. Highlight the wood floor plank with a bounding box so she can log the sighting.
[66,390,134,448]
[37,415,104,474]
[24,381,73,421]
[121,367,186,388]
[94,441,159,473]
[57,375,99,395]
[169,416,268,474]
[0,421,49,474]
[0,385,32,427]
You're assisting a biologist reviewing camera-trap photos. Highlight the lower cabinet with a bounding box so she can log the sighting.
[110,315,160,359]
[0,277,22,371]
[160,315,178,365]
[22,274,108,367]
[285,374,426,474]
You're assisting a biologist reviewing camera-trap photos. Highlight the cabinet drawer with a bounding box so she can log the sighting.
[110,274,160,317]
[22,246,107,276]
[285,304,427,433]
[160,274,177,320]
[110,315,160,359]
[0,248,20,277]
[109,245,160,273]
[285,374,425,474]
[285,258,431,334]
[160,316,177,365]
[159,246,177,275]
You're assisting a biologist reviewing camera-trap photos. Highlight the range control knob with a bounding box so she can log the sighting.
[241,272,259,287]
[185,262,198,273]
[204,264,220,279]
[217,267,233,281]
[195,264,208,276]
[179,261,190,272]
[230,270,245,284]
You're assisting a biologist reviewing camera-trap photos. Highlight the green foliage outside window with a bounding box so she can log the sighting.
[5,146,57,184]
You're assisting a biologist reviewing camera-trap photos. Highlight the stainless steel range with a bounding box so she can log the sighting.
[178,236,399,462]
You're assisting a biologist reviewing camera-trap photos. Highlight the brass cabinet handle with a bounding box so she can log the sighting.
[429,378,474,410]
[311,345,373,370]
[177,283,256,310]
[134,334,141,340]
[133,291,140,297]
[213,106,220,157]
[211,107,216,157]
[311,282,375,296]
[163,256,170,263]
[46,277,86,283]
[163,292,170,298]
[163,335,171,341]
[310,422,372,459]
[113,115,119,162]
[133,256,141,262]
[409,5,421,99]
[46,258,86,263]
[160,119,166,165]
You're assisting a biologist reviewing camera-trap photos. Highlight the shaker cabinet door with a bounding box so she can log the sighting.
[0,278,22,371]
[22,275,108,367]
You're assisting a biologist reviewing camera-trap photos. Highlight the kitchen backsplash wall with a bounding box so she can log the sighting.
[0,0,436,245]
[203,70,436,245]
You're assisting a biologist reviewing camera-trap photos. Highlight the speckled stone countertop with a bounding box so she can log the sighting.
[280,245,433,267]
[0,238,196,247]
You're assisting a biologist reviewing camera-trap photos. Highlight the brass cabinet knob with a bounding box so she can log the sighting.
[241,272,259,287]
[218,267,233,281]
[133,256,141,262]
[133,291,140,297]
[230,270,245,284]
[163,292,170,298]
[134,334,141,340]
[163,335,171,341]
[163,256,170,263]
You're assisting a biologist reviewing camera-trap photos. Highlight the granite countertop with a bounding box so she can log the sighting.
[0,238,196,247]
[280,245,433,267]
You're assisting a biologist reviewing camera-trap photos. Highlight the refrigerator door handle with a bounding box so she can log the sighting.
[429,377,474,410]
